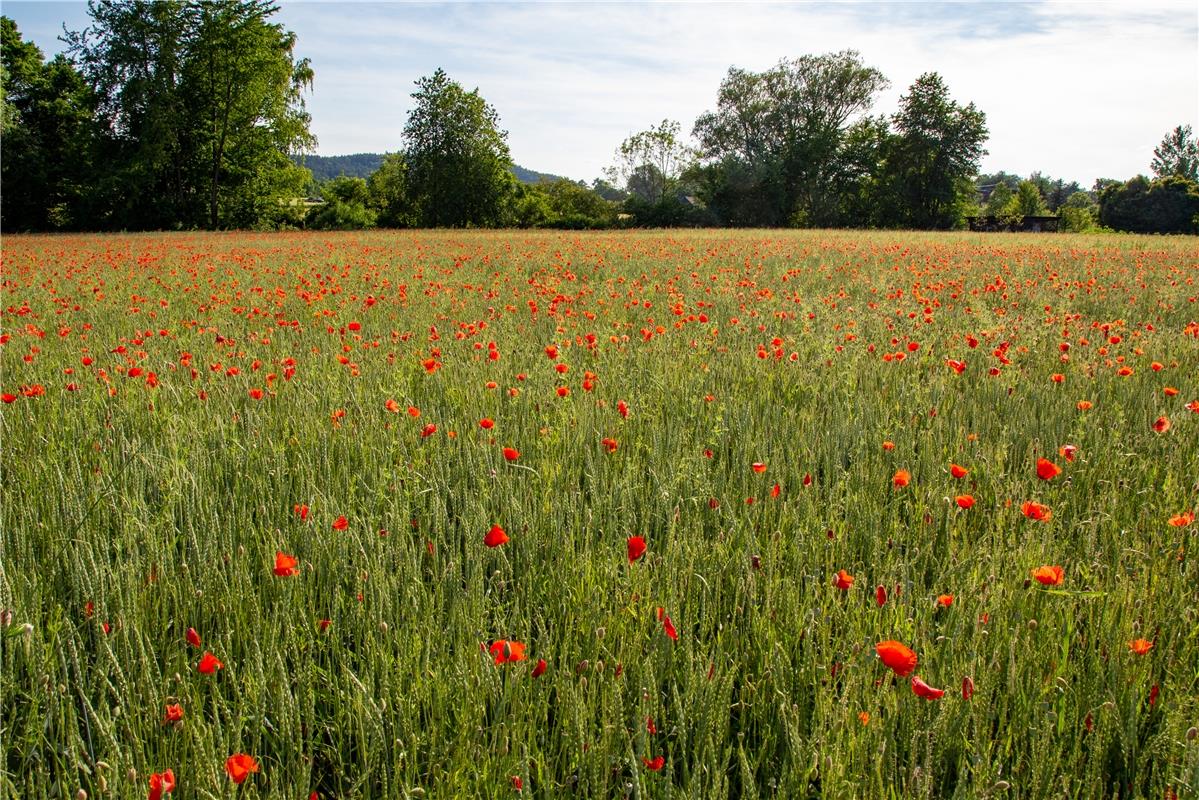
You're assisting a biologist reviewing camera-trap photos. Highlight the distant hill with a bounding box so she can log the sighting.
[295,153,573,185]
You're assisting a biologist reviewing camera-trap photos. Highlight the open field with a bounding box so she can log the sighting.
[2,229,1197,799]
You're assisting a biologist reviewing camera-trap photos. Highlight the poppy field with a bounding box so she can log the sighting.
[2,229,1198,799]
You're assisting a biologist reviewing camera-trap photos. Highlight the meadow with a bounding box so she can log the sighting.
[1,229,1197,799]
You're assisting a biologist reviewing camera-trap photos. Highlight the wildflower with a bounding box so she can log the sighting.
[875,641,918,676]
[225,754,259,785]
[1036,458,1061,481]
[833,569,854,590]
[331,515,349,531]
[892,469,911,488]
[1031,565,1064,586]
[911,675,945,699]
[274,551,299,577]
[147,769,175,800]
[197,652,223,674]
[627,536,647,563]
[950,463,969,479]
[955,495,975,509]
[1021,501,1052,522]
[489,639,526,664]
[1129,638,1153,655]
[484,525,509,548]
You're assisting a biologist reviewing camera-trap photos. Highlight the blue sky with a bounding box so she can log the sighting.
[6,1,1197,186]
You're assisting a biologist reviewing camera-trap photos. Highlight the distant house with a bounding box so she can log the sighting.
[966,215,1060,233]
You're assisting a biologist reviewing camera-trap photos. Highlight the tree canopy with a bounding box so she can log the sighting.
[402,68,514,227]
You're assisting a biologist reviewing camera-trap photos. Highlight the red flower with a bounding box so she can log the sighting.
[185,627,201,648]
[627,536,647,563]
[531,658,547,678]
[197,651,223,674]
[1,394,17,404]
[770,483,781,498]
[489,639,526,664]
[601,437,618,453]
[248,387,264,400]
[875,641,918,676]
[662,614,678,641]
[1168,511,1194,527]
[331,515,349,531]
[147,769,175,800]
[955,495,975,509]
[936,594,954,608]
[962,676,975,700]
[225,753,259,785]
[1036,458,1062,481]
[1058,444,1077,462]
[945,359,966,374]
[833,569,854,590]
[274,551,299,577]
[385,398,400,413]
[910,675,945,699]
[293,503,309,521]
[163,703,184,724]
[479,417,494,429]
[1021,501,1052,522]
[510,775,523,791]
[502,447,520,461]
[892,469,910,488]
[484,524,509,548]
[642,756,665,771]
[751,462,767,473]
[617,399,629,418]
[1152,416,1171,433]
[1129,638,1153,655]
[875,585,888,607]
[1031,565,1064,586]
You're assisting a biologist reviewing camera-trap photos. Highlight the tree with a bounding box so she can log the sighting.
[1011,180,1048,217]
[367,152,415,228]
[308,175,376,229]
[2,17,98,230]
[984,182,1014,217]
[64,0,314,229]
[607,119,692,203]
[1151,124,1199,181]
[883,72,988,229]
[402,68,514,227]
[1058,190,1099,232]
[692,51,888,226]
[1099,175,1199,234]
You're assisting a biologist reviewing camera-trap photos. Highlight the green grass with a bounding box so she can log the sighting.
[2,229,1197,799]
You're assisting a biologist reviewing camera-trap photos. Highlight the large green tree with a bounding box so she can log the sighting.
[402,69,514,227]
[1150,124,1199,182]
[692,51,888,226]
[1099,175,1199,234]
[64,0,314,229]
[883,72,988,229]
[2,17,98,231]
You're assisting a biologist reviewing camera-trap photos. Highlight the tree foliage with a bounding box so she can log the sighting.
[883,72,988,229]
[1099,175,1199,234]
[402,69,514,227]
[1150,124,1199,182]
[58,0,313,230]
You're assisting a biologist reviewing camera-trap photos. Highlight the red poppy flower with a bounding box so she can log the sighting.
[1036,458,1062,481]
[1021,501,1052,522]
[294,503,309,521]
[882,441,895,451]
[511,776,523,791]
[1128,638,1153,655]
[751,462,767,473]
[627,536,647,563]
[875,640,918,676]
[163,703,184,724]
[274,551,299,577]
[225,754,259,785]
[0,394,16,404]
[1168,511,1194,527]
[479,418,494,429]
[484,525,509,548]
[197,651,223,674]
[834,569,854,590]
[385,398,400,413]
[1058,444,1077,462]
[248,388,264,400]
[601,437,618,453]
[950,463,968,479]
[955,495,975,509]
[911,675,945,699]
[1031,565,1064,586]
[936,594,954,608]
[875,585,888,607]
[420,423,437,438]
[502,447,520,461]
[892,469,910,488]
[148,769,176,800]
[962,676,975,700]
[332,515,349,531]
[186,627,201,648]
[945,359,966,374]
[1152,416,1170,433]
[617,400,629,418]
[642,756,665,771]
[770,483,781,498]
[531,658,547,678]
[489,639,526,664]
[662,614,678,641]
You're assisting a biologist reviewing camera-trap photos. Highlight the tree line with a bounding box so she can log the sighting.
[3,3,1197,233]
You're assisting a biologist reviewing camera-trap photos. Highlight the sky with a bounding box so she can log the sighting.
[5,1,1197,187]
